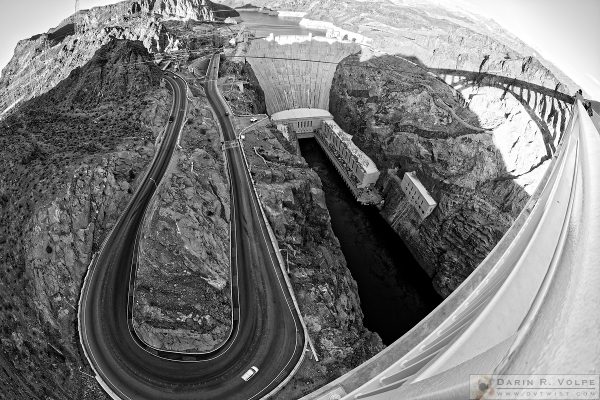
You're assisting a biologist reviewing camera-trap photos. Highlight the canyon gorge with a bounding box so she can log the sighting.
[0,0,577,398]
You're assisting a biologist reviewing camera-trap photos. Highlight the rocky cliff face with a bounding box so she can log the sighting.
[220,0,574,296]
[0,39,169,398]
[317,1,573,298]
[220,58,268,115]
[218,56,383,396]
[0,0,237,118]
[133,87,233,353]
[239,123,384,399]
[329,51,557,296]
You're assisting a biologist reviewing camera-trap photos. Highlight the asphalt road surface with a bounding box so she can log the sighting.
[78,63,305,399]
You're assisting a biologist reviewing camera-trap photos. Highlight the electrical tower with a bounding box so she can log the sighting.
[42,38,50,64]
[74,0,83,34]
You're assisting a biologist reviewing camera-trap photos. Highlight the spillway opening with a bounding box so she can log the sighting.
[299,138,442,344]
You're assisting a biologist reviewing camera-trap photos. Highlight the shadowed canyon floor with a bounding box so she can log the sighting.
[299,139,441,344]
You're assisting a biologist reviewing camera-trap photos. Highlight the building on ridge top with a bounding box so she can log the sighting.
[400,171,437,220]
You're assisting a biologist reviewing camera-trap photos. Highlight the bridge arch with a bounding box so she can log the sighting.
[130,2,141,14]
[431,68,574,157]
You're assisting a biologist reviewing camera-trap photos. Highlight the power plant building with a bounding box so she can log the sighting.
[272,108,333,138]
[317,119,380,190]
[400,171,437,220]
[271,108,380,203]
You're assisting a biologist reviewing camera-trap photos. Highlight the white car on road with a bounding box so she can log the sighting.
[241,366,259,381]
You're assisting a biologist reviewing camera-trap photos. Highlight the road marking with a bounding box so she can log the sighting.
[223,140,240,150]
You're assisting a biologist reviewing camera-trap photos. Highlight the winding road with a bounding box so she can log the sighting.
[78,59,305,399]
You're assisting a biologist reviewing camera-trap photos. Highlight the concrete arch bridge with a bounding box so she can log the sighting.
[431,68,574,158]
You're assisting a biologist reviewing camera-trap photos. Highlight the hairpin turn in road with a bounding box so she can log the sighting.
[78,61,305,399]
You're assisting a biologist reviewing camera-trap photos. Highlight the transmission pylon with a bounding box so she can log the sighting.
[74,0,83,34]
[42,37,50,64]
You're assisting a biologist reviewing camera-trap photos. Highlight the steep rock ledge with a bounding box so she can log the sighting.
[240,124,384,399]
[330,54,549,296]
[0,39,169,398]
[133,89,233,353]
[0,0,237,117]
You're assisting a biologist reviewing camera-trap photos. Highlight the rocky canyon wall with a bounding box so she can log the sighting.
[0,39,169,398]
[329,52,566,296]
[0,0,237,118]
[321,2,575,298]
[240,122,384,399]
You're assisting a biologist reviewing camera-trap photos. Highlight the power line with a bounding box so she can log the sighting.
[117,50,426,82]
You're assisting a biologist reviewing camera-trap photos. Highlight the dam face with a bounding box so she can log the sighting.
[245,38,360,114]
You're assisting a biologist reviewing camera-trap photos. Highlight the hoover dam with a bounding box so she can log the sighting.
[245,37,359,114]
[0,1,598,400]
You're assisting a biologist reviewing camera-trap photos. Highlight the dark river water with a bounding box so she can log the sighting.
[299,139,441,344]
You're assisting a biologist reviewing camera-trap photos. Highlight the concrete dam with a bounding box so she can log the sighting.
[245,36,360,115]
[242,35,384,204]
